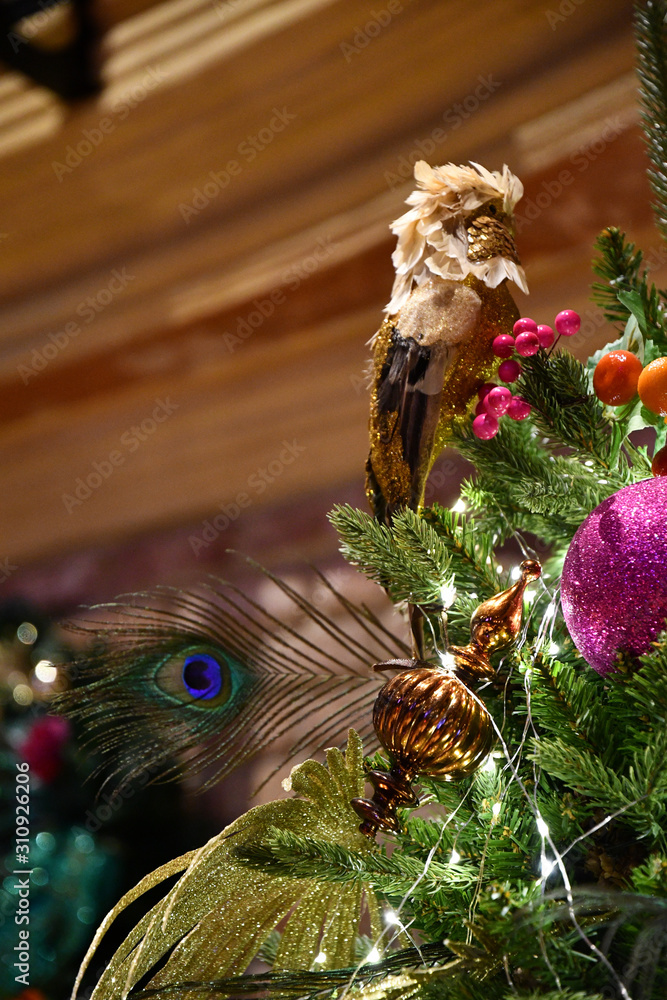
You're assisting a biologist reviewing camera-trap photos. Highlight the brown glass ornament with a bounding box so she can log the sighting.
[352,664,492,836]
[352,560,541,837]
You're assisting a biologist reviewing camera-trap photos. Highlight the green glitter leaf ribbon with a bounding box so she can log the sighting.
[73,730,381,999]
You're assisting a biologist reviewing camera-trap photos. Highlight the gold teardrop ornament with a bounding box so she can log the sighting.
[352,664,492,836]
[352,560,541,837]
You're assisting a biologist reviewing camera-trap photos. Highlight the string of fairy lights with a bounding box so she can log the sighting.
[0,494,650,997]
[328,494,639,999]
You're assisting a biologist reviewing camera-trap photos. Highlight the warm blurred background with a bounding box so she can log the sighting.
[0,0,662,994]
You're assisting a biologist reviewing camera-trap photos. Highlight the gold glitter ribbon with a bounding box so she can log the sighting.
[73,731,381,998]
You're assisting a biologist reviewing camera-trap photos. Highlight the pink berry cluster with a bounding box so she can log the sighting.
[472,309,581,441]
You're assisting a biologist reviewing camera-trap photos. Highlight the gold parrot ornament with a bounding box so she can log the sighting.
[366,160,528,526]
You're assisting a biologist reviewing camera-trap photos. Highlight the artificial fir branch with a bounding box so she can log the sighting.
[591,228,667,346]
[636,0,667,245]
[236,828,477,899]
[605,640,667,756]
[455,418,620,540]
[591,228,647,327]
[591,226,667,352]
[531,731,667,849]
[525,656,613,758]
[419,505,502,596]
[390,510,454,598]
[328,504,452,605]
[534,889,667,996]
[516,351,616,468]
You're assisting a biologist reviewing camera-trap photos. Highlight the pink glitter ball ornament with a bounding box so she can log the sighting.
[561,477,667,675]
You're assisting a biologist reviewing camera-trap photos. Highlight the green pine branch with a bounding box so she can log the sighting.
[591,228,667,346]
[606,637,667,754]
[531,730,667,848]
[328,504,452,605]
[455,417,625,542]
[515,351,616,469]
[419,505,502,596]
[236,827,478,900]
[525,655,613,759]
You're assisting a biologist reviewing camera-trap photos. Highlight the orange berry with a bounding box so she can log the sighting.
[652,443,667,476]
[593,350,643,406]
[638,356,667,416]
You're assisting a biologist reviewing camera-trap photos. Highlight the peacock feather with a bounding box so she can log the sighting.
[53,561,409,791]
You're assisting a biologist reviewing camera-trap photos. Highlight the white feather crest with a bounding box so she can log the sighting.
[386,161,527,314]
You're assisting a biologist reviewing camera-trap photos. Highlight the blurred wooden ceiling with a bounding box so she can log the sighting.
[0,0,661,579]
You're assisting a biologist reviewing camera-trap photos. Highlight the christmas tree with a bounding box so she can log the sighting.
[58,3,667,998]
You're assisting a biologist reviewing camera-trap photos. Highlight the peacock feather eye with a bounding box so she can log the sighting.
[182,653,223,700]
[155,645,232,707]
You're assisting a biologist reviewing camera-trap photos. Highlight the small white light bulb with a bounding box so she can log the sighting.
[541,857,555,878]
[439,651,457,670]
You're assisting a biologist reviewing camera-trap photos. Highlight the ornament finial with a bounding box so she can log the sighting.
[448,559,541,685]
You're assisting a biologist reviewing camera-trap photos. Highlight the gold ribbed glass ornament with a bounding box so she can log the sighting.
[352,560,541,837]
